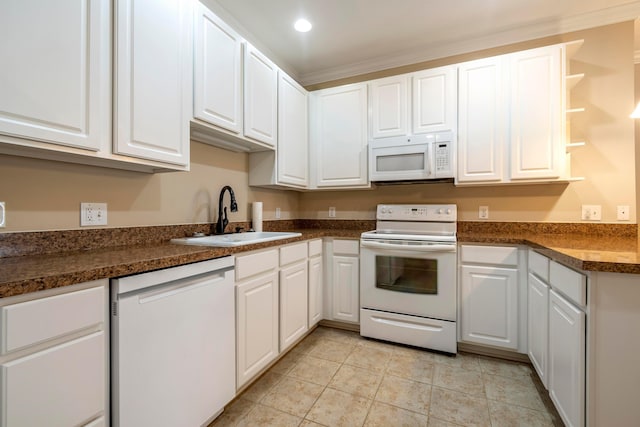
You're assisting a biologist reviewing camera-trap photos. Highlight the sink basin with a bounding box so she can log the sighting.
[171,231,302,247]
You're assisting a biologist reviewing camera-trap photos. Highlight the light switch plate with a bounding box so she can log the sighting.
[478,206,489,219]
[0,202,5,228]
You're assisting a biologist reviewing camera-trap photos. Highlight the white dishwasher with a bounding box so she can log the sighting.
[111,256,235,427]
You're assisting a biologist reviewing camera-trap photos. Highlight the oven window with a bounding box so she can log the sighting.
[375,256,437,294]
[376,153,424,172]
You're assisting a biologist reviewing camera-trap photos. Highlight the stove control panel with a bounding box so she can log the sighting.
[376,204,457,222]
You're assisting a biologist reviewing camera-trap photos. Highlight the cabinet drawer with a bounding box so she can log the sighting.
[236,249,278,281]
[280,242,308,266]
[1,332,105,427]
[333,239,359,255]
[1,285,105,354]
[549,261,586,307]
[460,245,518,266]
[308,239,323,257]
[528,250,550,282]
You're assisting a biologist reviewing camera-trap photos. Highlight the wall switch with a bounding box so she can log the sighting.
[617,205,630,221]
[581,205,602,221]
[478,206,489,219]
[0,202,5,228]
[329,207,336,218]
[275,207,281,219]
[81,203,107,226]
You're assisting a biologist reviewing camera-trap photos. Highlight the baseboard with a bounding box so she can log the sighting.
[318,319,360,332]
[457,342,531,364]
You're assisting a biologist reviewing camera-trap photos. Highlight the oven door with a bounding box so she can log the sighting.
[360,239,456,321]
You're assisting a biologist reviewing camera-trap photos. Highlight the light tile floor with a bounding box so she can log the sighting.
[210,326,562,427]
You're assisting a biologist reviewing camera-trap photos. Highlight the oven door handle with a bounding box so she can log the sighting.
[360,240,456,252]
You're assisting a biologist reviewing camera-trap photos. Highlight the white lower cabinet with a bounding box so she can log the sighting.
[235,249,279,389]
[325,239,360,324]
[308,239,324,327]
[528,250,587,427]
[458,245,521,350]
[528,272,549,387]
[460,265,519,349]
[279,242,309,352]
[0,280,108,427]
[548,286,586,427]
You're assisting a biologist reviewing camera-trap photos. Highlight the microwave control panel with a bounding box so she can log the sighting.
[434,141,453,176]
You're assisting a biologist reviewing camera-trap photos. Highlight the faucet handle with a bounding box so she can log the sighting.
[235,226,245,233]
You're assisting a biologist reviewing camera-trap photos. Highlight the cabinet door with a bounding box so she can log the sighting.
[509,46,563,180]
[193,3,243,134]
[332,255,359,323]
[278,72,309,187]
[280,261,309,351]
[1,332,105,427]
[370,75,409,138]
[114,0,192,166]
[311,84,369,188]
[236,272,279,388]
[528,273,549,388]
[457,56,506,183]
[0,0,110,151]
[244,44,278,146]
[548,289,585,427]
[308,255,323,327]
[412,66,456,134]
[460,265,518,349]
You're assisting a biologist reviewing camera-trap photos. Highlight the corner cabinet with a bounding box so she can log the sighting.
[0,280,109,427]
[113,0,192,167]
[309,83,370,189]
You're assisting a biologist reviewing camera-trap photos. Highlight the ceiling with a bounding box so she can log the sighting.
[205,0,640,85]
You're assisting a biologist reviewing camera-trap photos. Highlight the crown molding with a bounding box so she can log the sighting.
[299,2,640,86]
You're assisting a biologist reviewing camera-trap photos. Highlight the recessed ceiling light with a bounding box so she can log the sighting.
[294,18,312,33]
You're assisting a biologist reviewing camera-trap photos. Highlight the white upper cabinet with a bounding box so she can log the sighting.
[412,66,457,134]
[509,46,563,180]
[114,0,193,167]
[457,56,507,183]
[457,44,567,185]
[370,75,409,138]
[193,2,243,134]
[0,0,110,151]
[277,72,309,187]
[310,83,369,188]
[243,44,278,147]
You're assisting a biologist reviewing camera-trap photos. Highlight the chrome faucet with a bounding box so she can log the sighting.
[216,185,238,234]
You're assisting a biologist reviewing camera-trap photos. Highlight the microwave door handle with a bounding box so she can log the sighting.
[361,240,456,252]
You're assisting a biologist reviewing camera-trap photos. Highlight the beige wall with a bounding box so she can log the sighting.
[0,22,635,232]
[302,22,638,224]
[0,142,299,232]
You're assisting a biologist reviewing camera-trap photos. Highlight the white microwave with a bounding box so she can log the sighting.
[369,132,455,182]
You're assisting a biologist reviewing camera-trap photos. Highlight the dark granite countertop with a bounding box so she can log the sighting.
[1,221,639,298]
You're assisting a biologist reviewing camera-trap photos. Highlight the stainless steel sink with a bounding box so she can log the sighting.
[170,231,302,247]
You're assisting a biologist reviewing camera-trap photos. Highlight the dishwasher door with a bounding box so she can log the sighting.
[111,257,235,427]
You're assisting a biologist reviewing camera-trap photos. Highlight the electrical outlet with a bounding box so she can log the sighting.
[617,205,630,221]
[478,206,489,219]
[581,205,602,221]
[0,202,5,228]
[329,207,336,218]
[81,203,107,226]
[275,207,281,219]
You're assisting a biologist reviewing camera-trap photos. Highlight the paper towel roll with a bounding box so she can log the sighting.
[252,202,263,232]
